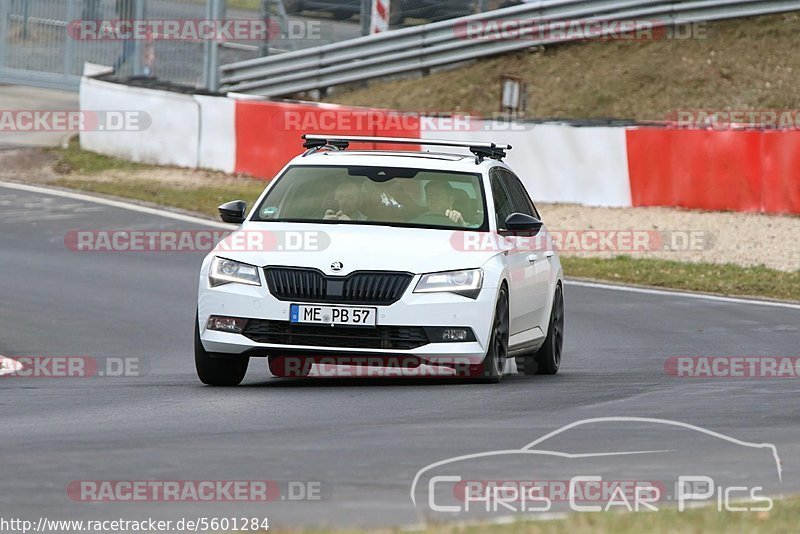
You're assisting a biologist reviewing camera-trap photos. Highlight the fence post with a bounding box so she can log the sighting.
[203,0,225,92]
[22,0,30,40]
[360,0,371,36]
[65,0,79,76]
[0,1,9,78]
[132,0,146,76]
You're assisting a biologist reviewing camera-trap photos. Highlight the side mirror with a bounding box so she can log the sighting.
[219,200,248,224]
[504,213,543,235]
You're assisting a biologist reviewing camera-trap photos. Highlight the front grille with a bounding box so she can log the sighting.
[242,320,430,350]
[264,267,413,305]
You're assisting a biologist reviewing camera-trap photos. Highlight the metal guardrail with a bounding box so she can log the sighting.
[220,0,800,96]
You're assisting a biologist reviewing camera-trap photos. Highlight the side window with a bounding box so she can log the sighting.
[500,169,541,220]
[490,169,515,230]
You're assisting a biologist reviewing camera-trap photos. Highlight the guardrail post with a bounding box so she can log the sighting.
[203,0,225,92]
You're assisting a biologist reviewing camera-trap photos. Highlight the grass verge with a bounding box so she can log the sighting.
[49,177,267,219]
[561,256,800,302]
[53,140,149,174]
[324,13,800,122]
[366,497,795,534]
[47,144,267,218]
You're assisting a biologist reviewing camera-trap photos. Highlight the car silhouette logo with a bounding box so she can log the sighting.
[330,262,344,272]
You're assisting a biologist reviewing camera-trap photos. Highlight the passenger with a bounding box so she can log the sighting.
[323,181,368,221]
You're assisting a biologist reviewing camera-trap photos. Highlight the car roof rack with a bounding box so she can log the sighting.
[301,134,512,163]
[302,137,350,156]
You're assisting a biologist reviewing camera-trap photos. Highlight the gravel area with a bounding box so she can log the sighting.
[540,203,799,272]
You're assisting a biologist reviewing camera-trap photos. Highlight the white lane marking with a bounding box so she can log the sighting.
[3,181,798,310]
[0,355,23,376]
[0,181,234,229]
[567,280,800,310]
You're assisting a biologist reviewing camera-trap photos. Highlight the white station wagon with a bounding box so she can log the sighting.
[195,135,564,385]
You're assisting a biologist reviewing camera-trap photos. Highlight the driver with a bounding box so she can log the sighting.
[323,181,368,221]
[424,180,467,226]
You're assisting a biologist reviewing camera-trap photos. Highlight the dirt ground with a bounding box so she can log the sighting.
[0,147,239,189]
[539,203,799,272]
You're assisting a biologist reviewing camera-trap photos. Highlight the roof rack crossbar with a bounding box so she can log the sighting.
[301,134,512,162]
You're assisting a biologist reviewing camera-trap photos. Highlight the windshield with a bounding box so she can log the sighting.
[252,165,488,230]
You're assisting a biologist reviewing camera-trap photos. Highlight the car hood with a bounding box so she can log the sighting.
[212,222,498,275]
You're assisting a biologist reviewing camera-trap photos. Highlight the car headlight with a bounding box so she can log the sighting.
[414,269,483,299]
[209,257,261,287]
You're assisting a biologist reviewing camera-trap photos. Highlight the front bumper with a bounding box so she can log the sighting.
[198,275,496,366]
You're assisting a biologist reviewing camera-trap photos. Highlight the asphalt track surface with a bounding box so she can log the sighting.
[1,182,799,529]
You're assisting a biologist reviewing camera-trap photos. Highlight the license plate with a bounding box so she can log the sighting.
[290,304,377,327]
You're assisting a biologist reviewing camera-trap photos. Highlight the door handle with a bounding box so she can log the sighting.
[527,254,538,263]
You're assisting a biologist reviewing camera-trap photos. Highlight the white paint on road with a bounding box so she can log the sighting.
[0,181,233,229]
[568,280,800,310]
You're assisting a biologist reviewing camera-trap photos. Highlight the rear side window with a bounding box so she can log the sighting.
[490,169,515,230]
[498,168,541,220]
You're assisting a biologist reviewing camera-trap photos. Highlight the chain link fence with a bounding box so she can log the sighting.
[0,0,514,92]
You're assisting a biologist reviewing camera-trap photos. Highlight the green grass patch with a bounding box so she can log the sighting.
[429,498,793,533]
[49,177,267,219]
[274,497,797,533]
[561,255,800,302]
[51,141,149,175]
[46,143,268,217]
[325,13,800,123]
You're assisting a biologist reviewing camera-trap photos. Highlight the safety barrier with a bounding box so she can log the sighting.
[80,76,800,214]
[219,0,800,96]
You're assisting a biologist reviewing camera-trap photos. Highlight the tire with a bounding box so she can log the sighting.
[194,315,249,386]
[471,286,509,383]
[517,284,564,375]
[268,356,312,378]
[283,0,304,14]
